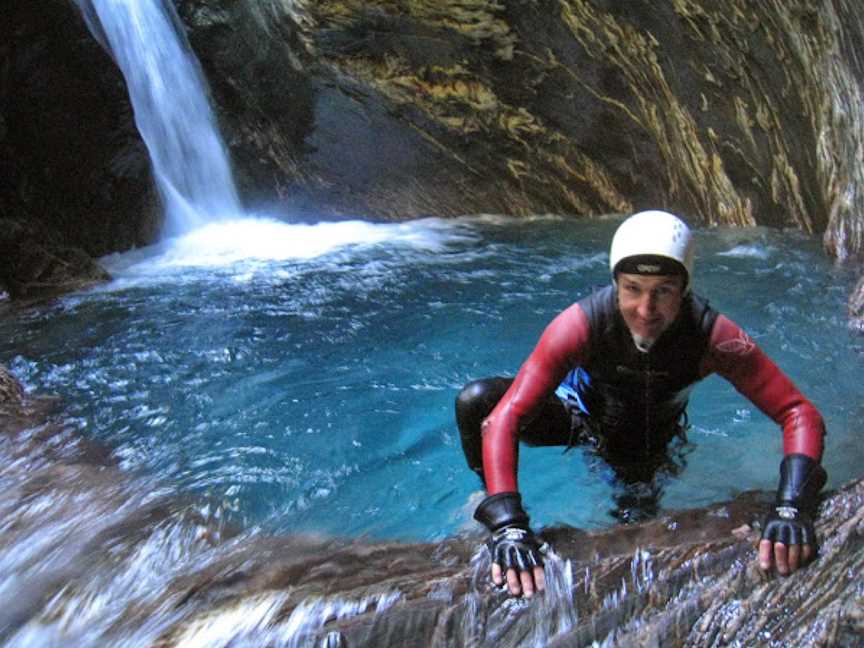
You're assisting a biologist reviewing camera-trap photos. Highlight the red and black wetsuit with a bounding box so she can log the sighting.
[480,286,825,495]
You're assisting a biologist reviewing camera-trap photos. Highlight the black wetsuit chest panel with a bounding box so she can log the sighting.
[575,286,718,452]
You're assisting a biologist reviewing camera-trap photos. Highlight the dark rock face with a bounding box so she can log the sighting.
[0,216,110,300]
[849,275,864,332]
[0,1,159,298]
[1,363,862,646]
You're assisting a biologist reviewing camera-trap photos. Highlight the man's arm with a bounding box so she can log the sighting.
[474,302,591,597]
[701,315,826,575]
[481,303,591,493]
[701,315,824,459]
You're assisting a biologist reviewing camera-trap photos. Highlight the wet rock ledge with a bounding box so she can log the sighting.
[1,364,862,646]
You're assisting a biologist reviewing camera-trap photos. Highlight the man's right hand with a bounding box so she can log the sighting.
[474,491,547,598]
[488,525,546,597]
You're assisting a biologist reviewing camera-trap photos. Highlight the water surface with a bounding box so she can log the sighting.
[2,214,861,540]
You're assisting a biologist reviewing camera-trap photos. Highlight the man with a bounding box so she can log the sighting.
[456,210,826,598]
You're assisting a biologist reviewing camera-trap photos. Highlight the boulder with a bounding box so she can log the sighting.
[849,274,864,332]
[0,217,111,300]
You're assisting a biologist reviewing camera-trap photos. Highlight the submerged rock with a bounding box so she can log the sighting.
[1,365,861,647]
[849,274,864,332]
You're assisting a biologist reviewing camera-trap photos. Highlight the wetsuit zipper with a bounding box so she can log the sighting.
[643,351,652,455]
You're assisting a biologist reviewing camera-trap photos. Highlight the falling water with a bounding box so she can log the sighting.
[74,0,242,236]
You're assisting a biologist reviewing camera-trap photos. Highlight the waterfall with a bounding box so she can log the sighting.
[75,0,242,236]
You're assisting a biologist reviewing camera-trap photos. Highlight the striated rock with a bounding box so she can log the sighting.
[820,6,864,262]
[4,1,864,298]
[1,364,862,646]
[137,484,862,647]
[181,0,864,261]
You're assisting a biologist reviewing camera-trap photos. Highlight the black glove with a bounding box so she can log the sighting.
[761,453,827,547]
[474,492,546,572]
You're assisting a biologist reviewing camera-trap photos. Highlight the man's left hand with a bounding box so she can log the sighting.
[758,505,816,575]
[488,525,546,597]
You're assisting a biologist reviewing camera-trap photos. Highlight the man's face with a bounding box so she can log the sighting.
[616,273,685,349]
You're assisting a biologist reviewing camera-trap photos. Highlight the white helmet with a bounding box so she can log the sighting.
[609,210,695,292]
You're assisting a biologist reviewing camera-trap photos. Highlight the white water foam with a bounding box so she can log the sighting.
[716,244,773,259]
[96,217,481,288]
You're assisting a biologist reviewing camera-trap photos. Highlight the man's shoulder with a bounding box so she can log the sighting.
[577,284,616,314]
[682,292,720,338]
[574,285,618,338]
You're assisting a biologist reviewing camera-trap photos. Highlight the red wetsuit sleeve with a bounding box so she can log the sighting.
[482,303,591,494]
[699,315,825,461]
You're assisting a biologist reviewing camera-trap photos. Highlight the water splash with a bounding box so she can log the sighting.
[74,0,241,236]
[465,543,579,647]
[168,591,402,648]
[629,548,655,594]
[526,551,579,645]
[716,244,773,259]
[95,216,482,286]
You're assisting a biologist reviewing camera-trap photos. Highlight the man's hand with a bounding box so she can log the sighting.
[759,454,826,576]
[474,491,548,598]
[488,526,546,597]
[759,504,816,575]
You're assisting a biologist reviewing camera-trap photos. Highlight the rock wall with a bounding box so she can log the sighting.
[4,0,864,298]
[184,0,864,259]
[0,0,158,299]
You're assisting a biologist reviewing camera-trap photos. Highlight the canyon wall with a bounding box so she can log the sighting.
[4,0,864,295]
